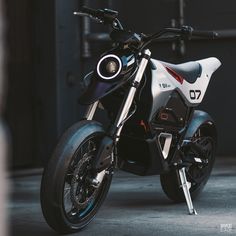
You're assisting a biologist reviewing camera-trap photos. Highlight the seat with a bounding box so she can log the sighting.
[161,61,202,84]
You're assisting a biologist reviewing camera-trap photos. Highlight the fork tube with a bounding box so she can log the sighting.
[84,101,99,120]
[113,49,151,141]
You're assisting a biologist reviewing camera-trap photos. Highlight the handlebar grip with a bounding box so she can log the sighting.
[192,30,218,39]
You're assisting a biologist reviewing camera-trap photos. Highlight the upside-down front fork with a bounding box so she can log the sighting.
[83,101,99,120]
[83,49,151,183]
[178,167,197,215]
[84,49,151,172]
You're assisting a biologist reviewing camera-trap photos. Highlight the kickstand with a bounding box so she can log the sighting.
[178,167,197,215]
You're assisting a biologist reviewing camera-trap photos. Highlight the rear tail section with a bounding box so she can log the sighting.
[197,57,221,78]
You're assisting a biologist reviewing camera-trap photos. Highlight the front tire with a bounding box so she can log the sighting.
[160,123,216,202]
[40,121,113,234]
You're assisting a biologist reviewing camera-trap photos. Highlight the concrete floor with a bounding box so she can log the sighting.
[9,158,236,236]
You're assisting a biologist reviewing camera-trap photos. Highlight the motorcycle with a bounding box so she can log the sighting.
[40,6,221,234]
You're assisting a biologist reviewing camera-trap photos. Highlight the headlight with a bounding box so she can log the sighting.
[97,54,122,80]
[106,61,119,74]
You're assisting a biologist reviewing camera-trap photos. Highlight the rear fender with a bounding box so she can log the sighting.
[184,110,217,142]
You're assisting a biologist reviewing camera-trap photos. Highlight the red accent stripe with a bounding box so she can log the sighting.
[165,66,184,84]
[140,120,149,132]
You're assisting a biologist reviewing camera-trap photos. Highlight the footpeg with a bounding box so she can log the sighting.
[178,167,197,215]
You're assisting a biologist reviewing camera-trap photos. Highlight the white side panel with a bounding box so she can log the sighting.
[150,60,176,118]
[151,57,221,107]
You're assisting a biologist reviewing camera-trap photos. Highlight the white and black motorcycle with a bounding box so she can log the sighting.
[41,7,221,234]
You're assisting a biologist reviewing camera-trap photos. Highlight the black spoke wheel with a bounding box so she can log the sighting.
[160,123,216,203]
[64,138,102,222]
[40,121,113,234]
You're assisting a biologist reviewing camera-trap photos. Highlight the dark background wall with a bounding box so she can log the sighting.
[5,0,236,168]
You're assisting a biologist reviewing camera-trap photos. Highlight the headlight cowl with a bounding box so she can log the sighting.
[97,54,122,80]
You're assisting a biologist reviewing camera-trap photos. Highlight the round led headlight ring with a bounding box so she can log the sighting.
[97,54,122,80]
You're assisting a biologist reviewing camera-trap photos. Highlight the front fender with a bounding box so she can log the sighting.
[184,110,217,141]
[46,120,105,167]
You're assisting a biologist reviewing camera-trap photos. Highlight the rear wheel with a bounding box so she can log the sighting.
[40,121,113,233]
[160,124,216,202]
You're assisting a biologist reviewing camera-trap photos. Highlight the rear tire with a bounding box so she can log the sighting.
[40,121,113,234]
[160,123,216,202]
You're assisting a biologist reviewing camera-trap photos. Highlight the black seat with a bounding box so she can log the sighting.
[160,61,202,84]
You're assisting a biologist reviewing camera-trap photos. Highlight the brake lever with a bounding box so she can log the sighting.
[73,12,104,24]
[73,11,88,16]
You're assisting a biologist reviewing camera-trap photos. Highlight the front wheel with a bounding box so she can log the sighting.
[40,121,113,234]
[160,123,216,202]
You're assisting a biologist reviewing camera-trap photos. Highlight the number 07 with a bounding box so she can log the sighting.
[189,90,201,100]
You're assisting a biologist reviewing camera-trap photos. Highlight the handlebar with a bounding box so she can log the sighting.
[74,6,218,50]
[140,26,218,50]
[152,26,218,40]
